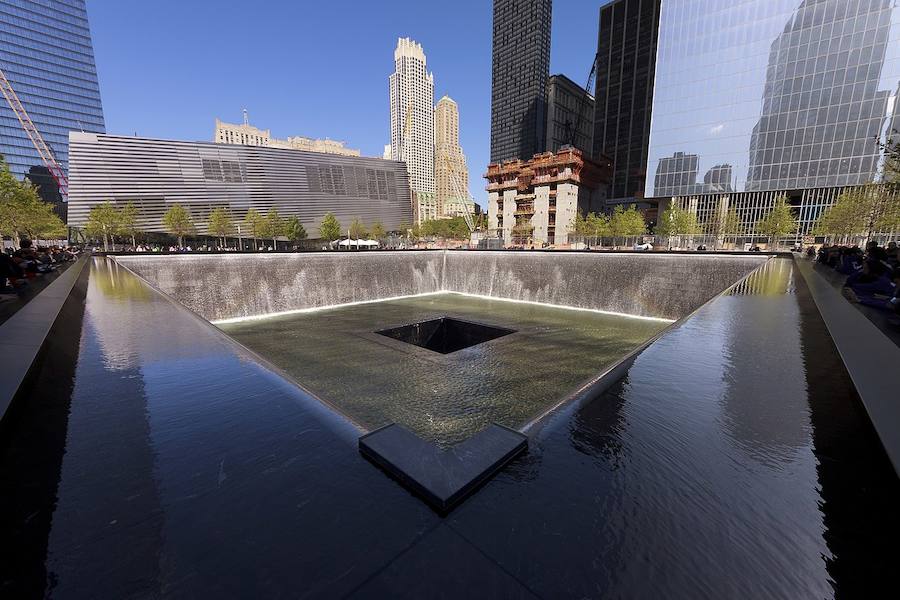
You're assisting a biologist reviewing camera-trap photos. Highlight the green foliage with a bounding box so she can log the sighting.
[84,201,121,251]
[284,216,307,243]
[572,211,610,243]
[812,185,900,242]
[207,207,233,243]
[370,221,386,240]
[755,196,797,246]
[0,160,66,246]
[119,201,141,246]
[419,216,471,240]
[609,205,647,239]
[722,207,743,238]
[349,217,368,240]
[655,203,698,237]
[243,208,265,249]
[163,203,195,246]
[318,212,342,242]
[262,208,283,246]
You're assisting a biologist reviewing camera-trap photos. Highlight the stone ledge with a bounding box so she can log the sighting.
[0,255,89,423]
[795,257,900,475]
[359,423,527,514]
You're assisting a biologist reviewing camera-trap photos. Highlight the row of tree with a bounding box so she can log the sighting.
[812,184,900,244]
[0,162,67,246]
[571,205,650,245]
[653,197,798,248]
[84,202,311,250]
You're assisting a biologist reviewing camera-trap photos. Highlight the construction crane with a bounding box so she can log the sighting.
[440,153,477,233]
[0,67,69,197]
[566,52,600,149]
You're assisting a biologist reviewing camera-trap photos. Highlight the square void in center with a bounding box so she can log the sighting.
[376,317,515,354]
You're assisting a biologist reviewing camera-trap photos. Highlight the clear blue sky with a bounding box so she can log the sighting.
[88,0,606,207]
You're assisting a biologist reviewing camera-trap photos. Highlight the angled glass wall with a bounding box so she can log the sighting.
[646,0,900,198]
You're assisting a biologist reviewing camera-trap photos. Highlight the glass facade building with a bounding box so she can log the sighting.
[647,0,900,198]
[0,0,105,183]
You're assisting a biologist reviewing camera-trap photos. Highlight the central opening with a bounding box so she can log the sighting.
[376,316,515,354]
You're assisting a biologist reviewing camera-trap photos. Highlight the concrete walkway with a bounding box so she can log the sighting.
[795,257,900,475]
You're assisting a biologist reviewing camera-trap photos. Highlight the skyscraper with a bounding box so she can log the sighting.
[434,96,472,218]
[591,0,661,202]
[389,37,435,213]
[489,0,552,163]
[0,0,105,183]
[545,74,594,155]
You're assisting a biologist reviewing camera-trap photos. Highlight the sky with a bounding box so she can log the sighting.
[88,0,606,208]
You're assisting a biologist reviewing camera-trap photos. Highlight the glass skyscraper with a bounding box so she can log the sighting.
[0,0,105,185]
[647,0,900,198]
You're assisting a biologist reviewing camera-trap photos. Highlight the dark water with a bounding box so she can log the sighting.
[0,256,896,598]
[220,294,667,446]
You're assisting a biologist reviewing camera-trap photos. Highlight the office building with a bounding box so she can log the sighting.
[214,118,360,156]
[489,0,552,163]
[66,133,412,235]
[591,0,661,203]
[546,74,594,155]
[647,0,900,243]
[434,96,474,218]
[0,0,105,201]
[486,148,611,246]
[389,37,434,194]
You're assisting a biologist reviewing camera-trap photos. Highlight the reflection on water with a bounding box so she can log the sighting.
[221,293,667,446]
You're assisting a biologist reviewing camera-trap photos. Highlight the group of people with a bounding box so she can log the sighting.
[1,240,80,297]
[816,241,900,315]
[104,244,282,253]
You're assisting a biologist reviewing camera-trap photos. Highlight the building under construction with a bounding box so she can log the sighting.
[486,148,612,246]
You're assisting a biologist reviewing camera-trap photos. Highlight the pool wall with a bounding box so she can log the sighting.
[115,251,769,322]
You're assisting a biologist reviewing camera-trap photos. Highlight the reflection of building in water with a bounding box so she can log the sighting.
[646,0,900,244]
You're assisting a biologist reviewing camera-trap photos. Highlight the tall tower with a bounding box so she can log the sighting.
[0,0,105,216]
[489,0,552,164]
[434,96,471,218]
[591,0,661,202]
[389,37,435,204]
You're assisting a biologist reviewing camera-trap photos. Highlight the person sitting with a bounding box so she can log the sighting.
[846,260,893,295]
[845,268,900,314]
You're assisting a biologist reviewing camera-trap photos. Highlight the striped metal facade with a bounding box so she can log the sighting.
[66,133,413,235]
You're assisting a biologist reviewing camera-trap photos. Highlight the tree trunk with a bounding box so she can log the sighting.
[178,235,184,248]
[103,232,109,252]
[131,234,136,247]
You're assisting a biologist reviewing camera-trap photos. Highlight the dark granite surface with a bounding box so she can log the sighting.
[360,423,527,513]
[1,256,897,598]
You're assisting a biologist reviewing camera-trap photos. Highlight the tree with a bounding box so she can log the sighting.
[609,205,647,246]
[721,207,743,248]
[244,208,264,250]
[755,196,797,249]
[284,216,307,246]
[163,204,195,247]
[262,207,283,248]
[84,201,121,251]
[370,221,386,241]
[655,203,698,248]
[119,201,141,247]
[318,212,341,243]
[23,200,66,241]
[349,217,367,240]
[206,207,233,248]
[0,162,66,247]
